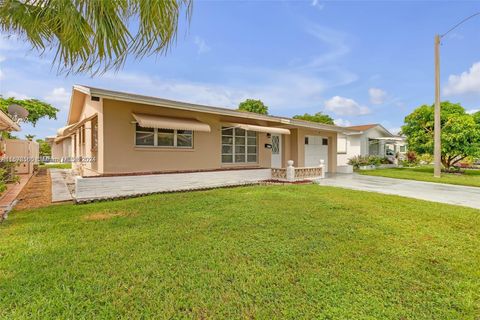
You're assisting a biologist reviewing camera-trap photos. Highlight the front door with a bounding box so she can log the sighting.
[271,134,282,168]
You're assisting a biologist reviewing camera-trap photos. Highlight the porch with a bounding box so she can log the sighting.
[368,137,407,161]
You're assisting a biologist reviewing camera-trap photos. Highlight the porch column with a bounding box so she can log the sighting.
[83,121,93,171]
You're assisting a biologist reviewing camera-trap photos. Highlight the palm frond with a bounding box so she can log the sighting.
[0,0,192,75]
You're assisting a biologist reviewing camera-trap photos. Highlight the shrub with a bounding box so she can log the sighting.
[406,151,418,165]
[348,155,384,169]
[0,162,19,195]
[418,153,433,165]
[454,156,475,169]
[0,168,7,194]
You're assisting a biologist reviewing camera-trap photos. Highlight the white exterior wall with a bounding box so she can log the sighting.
[337,135,361,166]
[337,127,407,166]
[75,168,272,201]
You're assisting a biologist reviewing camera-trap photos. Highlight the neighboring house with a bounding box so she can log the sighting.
[337,124,407,166]
[0,110,20,133]
[51,85,359,178]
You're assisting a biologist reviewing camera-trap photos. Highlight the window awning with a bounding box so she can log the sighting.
[132,113,211,132]
[224,122,290,135]
[57,124,76,136]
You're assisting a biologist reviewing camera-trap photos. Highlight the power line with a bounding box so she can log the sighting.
[441,12,480,38]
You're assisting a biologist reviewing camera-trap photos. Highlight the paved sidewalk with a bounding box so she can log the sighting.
[317,174,480,209]
[50,169,74,202]
[0,174,32,219]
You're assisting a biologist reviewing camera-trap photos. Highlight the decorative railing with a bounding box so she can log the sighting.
[294,167,323,179]
[271,168,287,179]
[271,160,325,181]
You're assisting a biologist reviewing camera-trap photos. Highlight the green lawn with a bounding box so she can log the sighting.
[40,163,72,169]
[1,185,479,319]
[358,166,480,187]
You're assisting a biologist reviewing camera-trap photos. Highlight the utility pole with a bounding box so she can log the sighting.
[434,34,441,178]
[432,12,479,178]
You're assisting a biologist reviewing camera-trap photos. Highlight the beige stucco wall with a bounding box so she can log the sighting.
[51,140,64,159]
[68,96,339,176]
[5,139,39,174]
[101,99,272,175]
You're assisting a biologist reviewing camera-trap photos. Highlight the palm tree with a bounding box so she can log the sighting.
[0,0,192,75]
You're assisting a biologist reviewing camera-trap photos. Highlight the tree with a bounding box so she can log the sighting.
[0,96,59,126]
[401,101,480,170]
[36,139,51,157]
[25,134,35,141]
[293,112,334,125]
[473,111,480,125]
[0,0,192,75]
[238,99,268,115]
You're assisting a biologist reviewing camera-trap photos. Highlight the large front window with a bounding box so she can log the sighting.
[222,127,257,164]
[135,124,193,148]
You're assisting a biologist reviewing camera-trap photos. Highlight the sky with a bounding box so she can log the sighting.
[0,1,479,139]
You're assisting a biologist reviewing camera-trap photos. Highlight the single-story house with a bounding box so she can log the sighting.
[51,86,358,200]
[337,124,407,166]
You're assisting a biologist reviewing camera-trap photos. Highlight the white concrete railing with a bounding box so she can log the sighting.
[271,160,325,181]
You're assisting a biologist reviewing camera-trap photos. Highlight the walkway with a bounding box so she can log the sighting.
[50,169,74,202]
[0,173,32,219]
[317,173,480,210]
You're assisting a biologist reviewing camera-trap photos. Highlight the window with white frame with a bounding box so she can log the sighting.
[337,134,347,154]
[221,127,257,163]
[399,145,407,153]
[135,124,193,148]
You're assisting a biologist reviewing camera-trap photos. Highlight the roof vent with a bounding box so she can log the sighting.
[91,96,100,102]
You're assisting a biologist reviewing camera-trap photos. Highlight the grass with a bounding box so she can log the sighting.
[358,166,480,187]
[1,185,479,319]
[40,163,72,169]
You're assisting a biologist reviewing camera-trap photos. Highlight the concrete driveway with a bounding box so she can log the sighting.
[316,174,480,210]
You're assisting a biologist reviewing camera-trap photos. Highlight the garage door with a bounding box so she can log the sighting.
[304,135,329,172]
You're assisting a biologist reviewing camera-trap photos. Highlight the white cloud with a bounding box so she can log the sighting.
[334,118,351,127]
[0,55,5,63]
[0,69,3,80]
[4,91,30,99]
[324,96,370,116]
[194,36,211,54]
[368,87,387,105]
[467,109,479,114]
[45,87,70,109]
[102,70,327,112]
[311,0,324,10]
[444,61,480,96]
[303,25,350,68]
